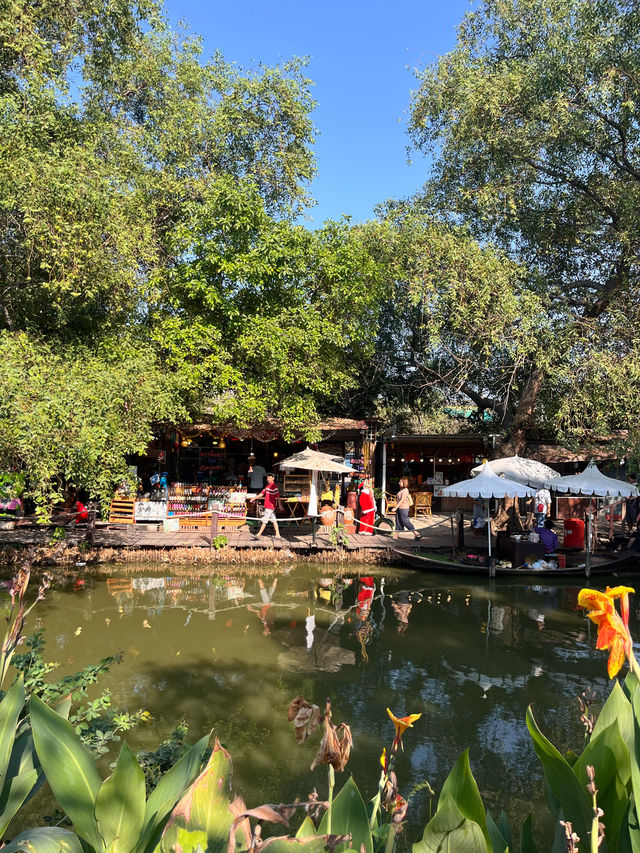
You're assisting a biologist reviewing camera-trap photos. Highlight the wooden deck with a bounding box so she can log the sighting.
[0,514,457,554]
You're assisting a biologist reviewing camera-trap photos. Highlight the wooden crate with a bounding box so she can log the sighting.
[109,497,136,525]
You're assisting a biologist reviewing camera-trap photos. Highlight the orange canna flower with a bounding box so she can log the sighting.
[387,708,422,739]
[578,587,635,678]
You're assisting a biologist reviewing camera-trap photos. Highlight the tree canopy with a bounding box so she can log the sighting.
[407,0,640,452]
[0,0,390,505]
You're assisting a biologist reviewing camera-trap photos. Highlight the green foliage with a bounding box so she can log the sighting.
[0,333,186,513]
[0,679,43,840]
[29,695,210,853]
[136,722,190,795]
[48,528,66,547]
[13,631,150,757]
[406,0,640,449]
[211,535,229,551]
[328,525,349,549]
[525,677,640,853]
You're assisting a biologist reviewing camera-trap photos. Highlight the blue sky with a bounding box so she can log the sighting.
[163,0,472,225]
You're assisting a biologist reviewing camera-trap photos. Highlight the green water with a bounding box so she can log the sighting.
[13,563,638,842]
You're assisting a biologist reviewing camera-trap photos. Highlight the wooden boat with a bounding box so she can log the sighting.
[392,546,638,576]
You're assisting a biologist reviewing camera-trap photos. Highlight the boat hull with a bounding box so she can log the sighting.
[392,547,638,576]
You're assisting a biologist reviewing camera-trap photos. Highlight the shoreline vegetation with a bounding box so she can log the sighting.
[0,543,390,572]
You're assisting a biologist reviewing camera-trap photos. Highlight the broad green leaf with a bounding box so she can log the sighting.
[2,826,84,853]
[618,801,640,853]
[296,817,317,839]
[413,792,487,853]
[162,827,208,852]
[520,815,538,853]
[160,739,236,853]
[526,705,591,843]
[260,838,330,853]
[0,678,25,792]
[439,750,490,851]
[0,767,38,837]
[593,682,633,749]
[624,670,639,704]
[318,776,373,853]
[629,689,640,846]
[573,720,630,851]
[497,812,512,849]
[137,733,209,853]
[96,743,146,853]
[486,813,508,853]
[29,694,103,850]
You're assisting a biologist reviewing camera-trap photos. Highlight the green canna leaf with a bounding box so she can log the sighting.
[29,694,102,850]
[96,743,146,853]
[413,793,487,853]
[318,776,373,853]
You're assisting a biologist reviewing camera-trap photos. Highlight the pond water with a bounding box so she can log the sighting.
[12,562,636,843]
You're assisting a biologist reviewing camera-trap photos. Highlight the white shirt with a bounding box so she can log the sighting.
[249,465,266,489]
[535,488,551,509]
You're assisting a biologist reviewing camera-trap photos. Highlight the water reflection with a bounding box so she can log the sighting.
[26,566,626,840]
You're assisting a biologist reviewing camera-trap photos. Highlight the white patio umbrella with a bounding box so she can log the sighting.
[543,459,638,497]
[471,455,560,489]
[278,447,355,523]
[278,447,355,475]
[442,463,535,565]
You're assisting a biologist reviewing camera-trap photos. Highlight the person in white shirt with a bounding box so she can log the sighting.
[249,464,266,491]
[534,487,551,526]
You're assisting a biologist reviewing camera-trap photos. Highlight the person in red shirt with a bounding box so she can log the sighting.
[255,474,283,538]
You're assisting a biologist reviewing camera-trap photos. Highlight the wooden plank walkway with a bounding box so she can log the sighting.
[0,514,458,554]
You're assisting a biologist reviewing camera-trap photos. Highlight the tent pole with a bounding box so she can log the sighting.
[487,498,495,578]
[585,509,592,579]
[381,443,387,516]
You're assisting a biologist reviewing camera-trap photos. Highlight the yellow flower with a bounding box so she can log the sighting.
[380,747,387,771]
[387,708,422,739]
[578,586,635,678]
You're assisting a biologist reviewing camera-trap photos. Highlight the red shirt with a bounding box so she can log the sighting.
[263,483,280,510]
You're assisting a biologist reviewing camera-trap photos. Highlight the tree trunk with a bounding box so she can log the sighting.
[498,370,544,456]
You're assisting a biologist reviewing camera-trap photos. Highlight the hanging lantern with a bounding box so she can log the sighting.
[219,437,226,449]
[181,438,191,448]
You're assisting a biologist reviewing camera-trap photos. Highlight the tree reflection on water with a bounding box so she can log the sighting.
[34,565,613,838]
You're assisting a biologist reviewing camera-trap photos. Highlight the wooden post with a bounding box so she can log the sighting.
[209,511,219,551]
[311,515,318,548]
[450,514,456,555]
[457,511,465,549]
[86,502,97,547]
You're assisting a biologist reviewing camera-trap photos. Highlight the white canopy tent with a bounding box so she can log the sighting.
[471,455,560,489]
[543,460,638,497]
[542,460,638,577]
[442,463,535,569]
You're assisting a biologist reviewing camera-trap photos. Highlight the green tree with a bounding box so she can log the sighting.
[0,333,186,512]
[0,0,390,500]
[407,0,640,452]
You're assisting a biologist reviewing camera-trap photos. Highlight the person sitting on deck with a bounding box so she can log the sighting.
[535,518,559,554]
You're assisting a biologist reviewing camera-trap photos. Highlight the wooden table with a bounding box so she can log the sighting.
[497,537,546,567]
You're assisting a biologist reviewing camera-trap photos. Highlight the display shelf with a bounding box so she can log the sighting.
[283,473,311,495]
[168,484,248,520]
